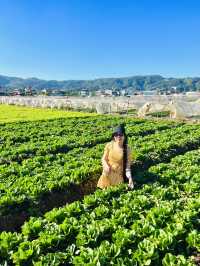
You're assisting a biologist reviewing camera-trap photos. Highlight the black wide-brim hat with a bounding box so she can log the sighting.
[113,124,126,136]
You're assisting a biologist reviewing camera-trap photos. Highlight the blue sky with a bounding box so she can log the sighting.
[0,0,200,80]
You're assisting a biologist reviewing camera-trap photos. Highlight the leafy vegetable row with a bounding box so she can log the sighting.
[0,118,178,164]
[0,181,199,265]
[0,123,200,216]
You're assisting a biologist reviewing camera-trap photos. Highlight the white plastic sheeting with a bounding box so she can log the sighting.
[169,101,200,119]
[96,102,111,114]
[0,96,137,114]
[137,100,200,119]
[195,98,200,104]
[1,96,200,118]
[137,102,169,118]
[0,96,71,109]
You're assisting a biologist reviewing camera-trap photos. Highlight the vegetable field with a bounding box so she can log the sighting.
[0,105,95,123]
[0,108,200,265]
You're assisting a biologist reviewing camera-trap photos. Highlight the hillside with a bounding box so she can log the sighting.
[1,74,200,92]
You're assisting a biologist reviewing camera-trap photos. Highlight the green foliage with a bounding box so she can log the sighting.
[0,104,96,123]
[1,74,200,92]
[146,111,170,117]
[0,114,200,265]
[0,117,181,215]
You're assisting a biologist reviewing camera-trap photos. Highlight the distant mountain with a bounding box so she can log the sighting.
[0,74,200,92]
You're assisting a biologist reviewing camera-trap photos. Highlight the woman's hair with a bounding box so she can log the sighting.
[122,129,128,182]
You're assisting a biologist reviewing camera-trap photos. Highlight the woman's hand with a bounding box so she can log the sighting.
[126,168,134,189]
[102,149,110,175]
[103,163,111,174]
[128,178,134,189]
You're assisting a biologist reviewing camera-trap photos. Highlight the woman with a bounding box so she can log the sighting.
[97,124,134,189]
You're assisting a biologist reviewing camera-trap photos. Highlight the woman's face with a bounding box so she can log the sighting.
[114,133,124,144]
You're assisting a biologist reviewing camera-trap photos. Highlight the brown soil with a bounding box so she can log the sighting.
[193,253,200,265]
[0,177,98,232]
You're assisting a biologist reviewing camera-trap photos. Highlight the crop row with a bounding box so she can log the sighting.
[1,117,176,147]
[2,147,200,264]
[0,123,200,216]
[141,148,200,191]
[0,118,178,164]
[0,178,199,265]
[0,116,146,148]
[130,123,200,168]
[0,115,132,161]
